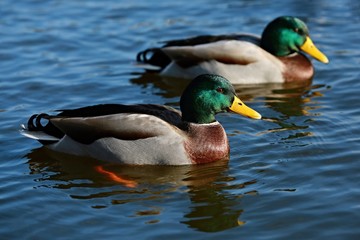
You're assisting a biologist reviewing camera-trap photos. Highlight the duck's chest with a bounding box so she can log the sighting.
[279,53,314,82]
[184,123,230,164]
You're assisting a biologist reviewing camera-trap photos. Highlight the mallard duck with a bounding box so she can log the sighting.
[136,16,329,84]
[21,74,261,165]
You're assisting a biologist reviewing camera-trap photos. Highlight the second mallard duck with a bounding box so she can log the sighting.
[137,16,329,84]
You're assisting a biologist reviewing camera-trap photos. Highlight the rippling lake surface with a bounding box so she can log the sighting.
[1,0,360,239]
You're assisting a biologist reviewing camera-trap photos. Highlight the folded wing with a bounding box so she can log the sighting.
[22,104,185,144]
[49,112,184,144]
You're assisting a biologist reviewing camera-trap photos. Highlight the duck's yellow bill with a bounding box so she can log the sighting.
[300,36,329,64]
[229,96,261,120]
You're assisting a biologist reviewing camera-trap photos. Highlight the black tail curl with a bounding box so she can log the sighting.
[26,113,64,139]
[27,113,50,131]
[136,48,158,63]
[136,48,171,72]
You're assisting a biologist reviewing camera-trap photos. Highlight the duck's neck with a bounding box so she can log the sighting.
[184,122,230,164]
[181,109,216,124]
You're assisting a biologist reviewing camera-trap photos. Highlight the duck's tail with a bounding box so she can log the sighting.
[135,48,171,72]
[20,114,62,145]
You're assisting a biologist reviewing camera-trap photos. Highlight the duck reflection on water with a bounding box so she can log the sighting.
[26,148,258,232]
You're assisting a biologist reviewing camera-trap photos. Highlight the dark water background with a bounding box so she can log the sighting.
[1,0,359,239]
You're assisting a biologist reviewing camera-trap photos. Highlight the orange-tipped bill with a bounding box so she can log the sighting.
[300,36,329,64]
[229,96,261,119]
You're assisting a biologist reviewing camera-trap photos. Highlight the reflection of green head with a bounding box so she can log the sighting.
[180,74,236,124]
[261,16,309,56]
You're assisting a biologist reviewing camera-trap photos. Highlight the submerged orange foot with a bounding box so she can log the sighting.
[95,165,138,188]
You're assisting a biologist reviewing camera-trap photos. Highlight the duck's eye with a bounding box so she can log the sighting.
[216,88,225,93]
[294,28,303,35]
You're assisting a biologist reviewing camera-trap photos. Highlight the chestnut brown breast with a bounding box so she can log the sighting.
[279,53,314,82]
[184,122,230,164]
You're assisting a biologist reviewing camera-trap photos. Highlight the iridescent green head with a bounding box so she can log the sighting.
[261,16,328,63]
[180,74,261,124]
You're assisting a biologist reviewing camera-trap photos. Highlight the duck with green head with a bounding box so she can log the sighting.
[137,16,329,84]
[20,74,261,165]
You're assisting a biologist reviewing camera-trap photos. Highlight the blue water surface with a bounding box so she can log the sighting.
[1,0,360,239]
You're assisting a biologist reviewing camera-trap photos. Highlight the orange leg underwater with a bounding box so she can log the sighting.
[95,165,138,188]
